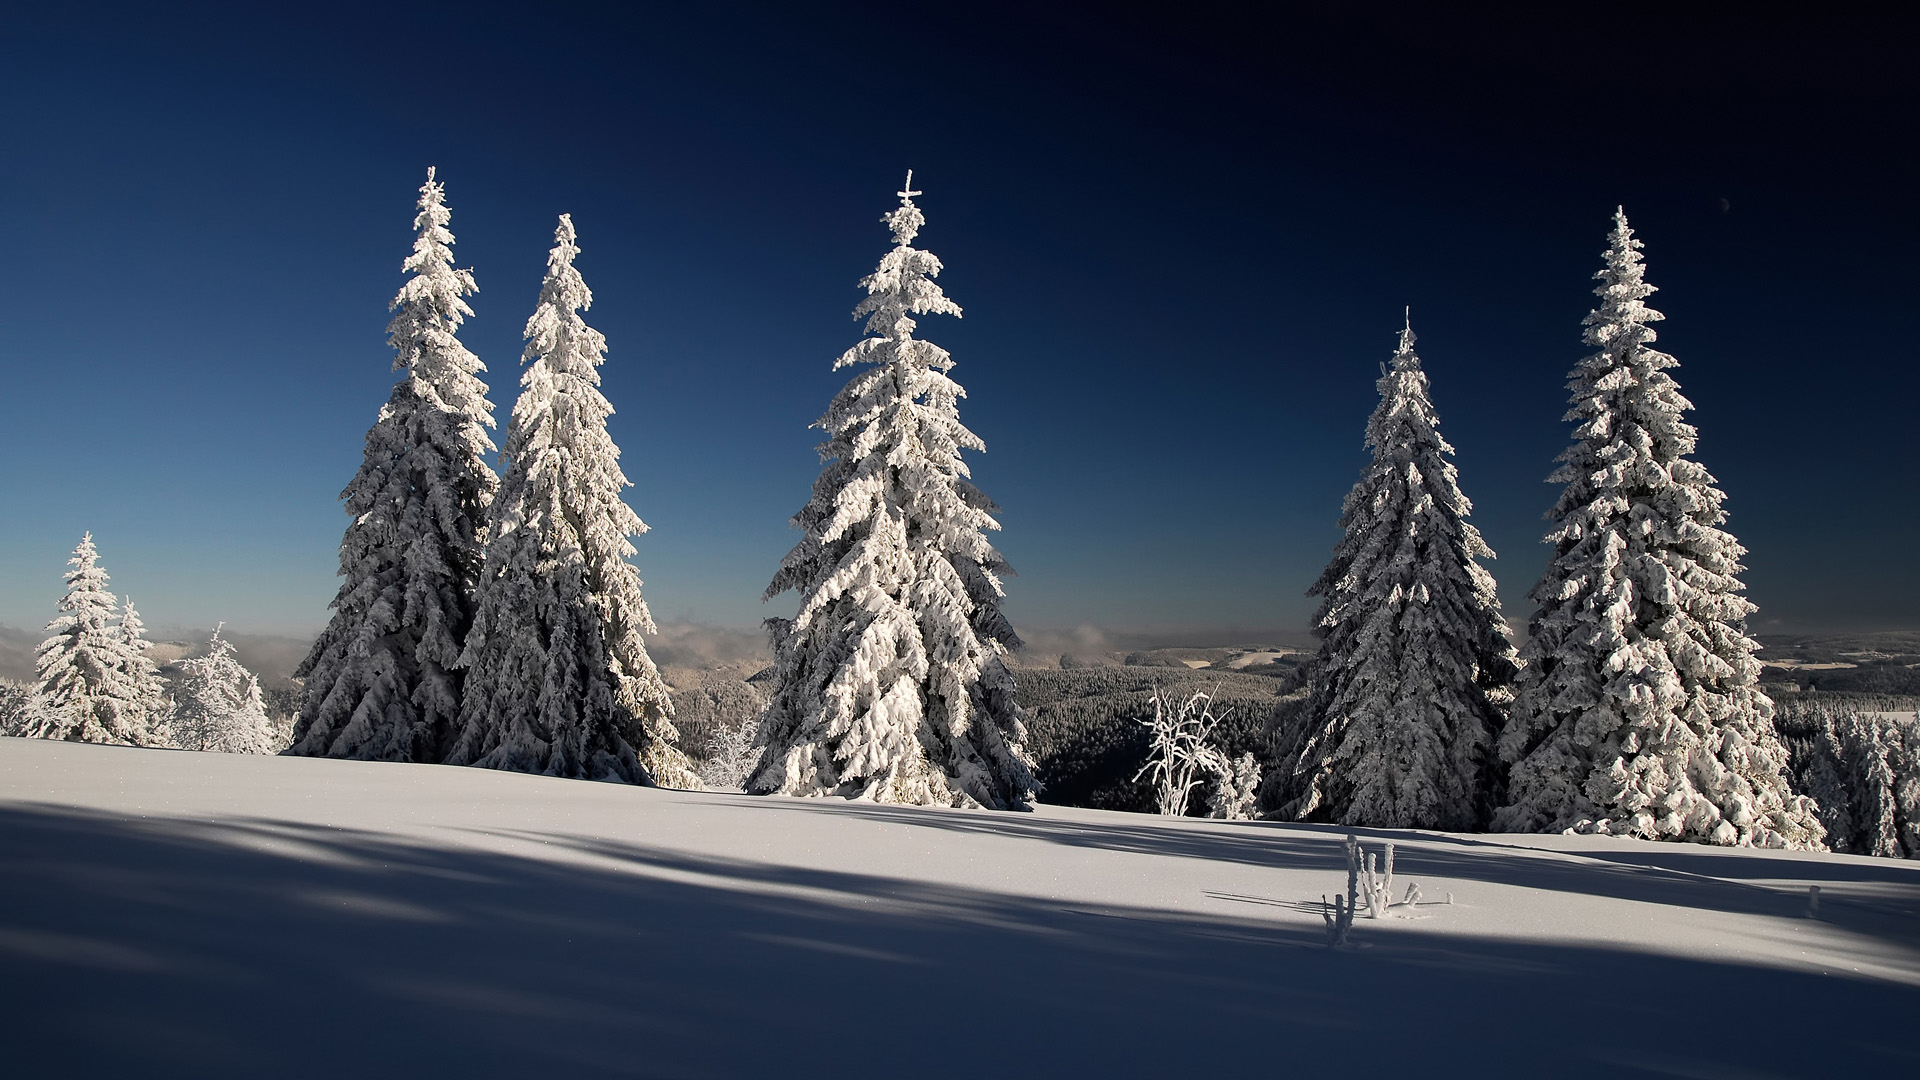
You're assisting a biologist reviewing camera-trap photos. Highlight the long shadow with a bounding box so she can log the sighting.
[713,797,1920,951]
[0,802,1915,1078]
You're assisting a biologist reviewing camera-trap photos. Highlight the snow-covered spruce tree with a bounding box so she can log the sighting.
[173,626,278,754]
[447,214,695,788]
[750,175,1037,809]
[1272,319,1516,831]
[289,168,497,763]
[116,599,173,746]
[32,534,161,745]
[1495,209,1820,848]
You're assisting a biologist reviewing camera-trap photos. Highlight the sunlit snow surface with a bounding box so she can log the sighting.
[2,737,1916,1077]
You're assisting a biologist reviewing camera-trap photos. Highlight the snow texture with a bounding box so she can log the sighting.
[1496,210,1820,848]
[290,168,498,763]
[751,176,1037,810]
[447,214,695,789]
[2,737,1914,1077]
[31,534,166,746]
[170,627,279,755]
[1273,319,1516,830]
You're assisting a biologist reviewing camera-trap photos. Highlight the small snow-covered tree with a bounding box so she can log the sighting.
[116,598,173,746]
[290,167,498,764]
[33,534,159,745]
[1133,687,1230,817]
[1495,209,1820,849]
[1273,319,1516,830]
[448,214,696,788]
[750,175,1037,809]
[700,715,760,791]
[172,626,278,754]
[1207,752,1262,821]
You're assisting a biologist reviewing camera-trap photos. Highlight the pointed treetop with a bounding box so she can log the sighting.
[1391,310,1419,371]
[884,173,927,248]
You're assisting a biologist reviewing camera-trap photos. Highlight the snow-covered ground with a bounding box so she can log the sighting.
[3,738,1916,1077]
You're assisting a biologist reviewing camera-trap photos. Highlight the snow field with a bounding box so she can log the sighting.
[2,738,1915,1077]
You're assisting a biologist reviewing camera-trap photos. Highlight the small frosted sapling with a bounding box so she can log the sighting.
[1325,833,1426,943]
[1133,686,1233,817]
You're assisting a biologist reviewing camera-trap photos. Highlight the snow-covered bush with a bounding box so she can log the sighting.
[1325,833,1422,944]
[172,627,279,754]
[752,175,1035,810]
[1207,752,1262,821]
[292,167,498,763]
[699,715,760,791]
[1323,835,1361,946]
[449,214,695,789]
[1275,317,1515,830]
[1496,210,1820,849]
[1133,686,1231,817]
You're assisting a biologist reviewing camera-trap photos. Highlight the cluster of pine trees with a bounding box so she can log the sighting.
[1775,702,1920,857]
[284,170,694,787]
[283,169,1037,806]
[1,533,278,754]
[1264,210,1824,849]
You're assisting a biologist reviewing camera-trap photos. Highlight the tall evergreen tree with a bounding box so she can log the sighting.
[33,534,159,745]
[289,168,498,763]
[1495,209,1820,848]
[173,626,278,754]
[448,214,695,788]
[750,175,1037,810]
[1270,318,1516,830]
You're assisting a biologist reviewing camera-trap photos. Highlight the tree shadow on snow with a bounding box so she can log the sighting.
[0,801,1913,1079]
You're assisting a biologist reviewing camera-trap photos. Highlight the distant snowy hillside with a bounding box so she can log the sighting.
[1,738,1915,1077]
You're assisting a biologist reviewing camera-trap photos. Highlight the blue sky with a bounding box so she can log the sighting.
[1,4,1913,644]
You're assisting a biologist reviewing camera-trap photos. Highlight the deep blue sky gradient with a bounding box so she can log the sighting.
[1,3,1913,642]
